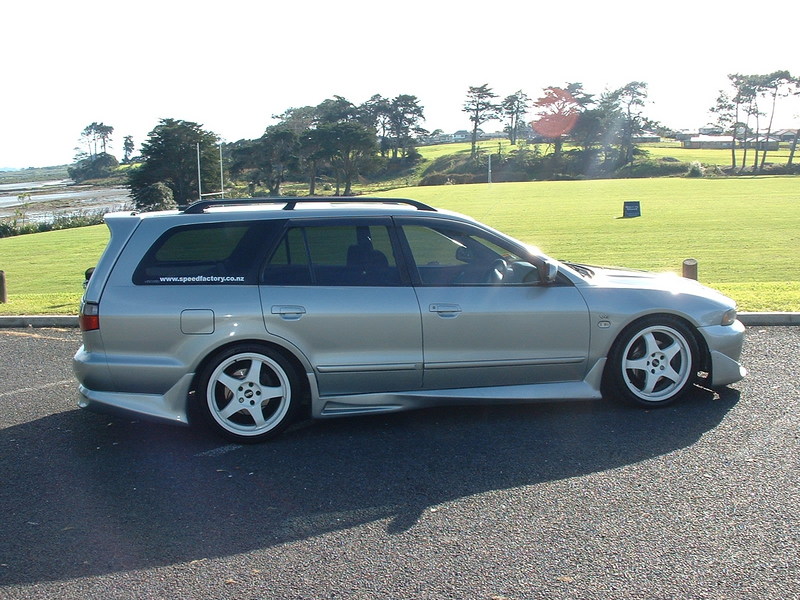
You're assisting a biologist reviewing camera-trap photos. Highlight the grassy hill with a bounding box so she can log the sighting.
[0,176,797,315]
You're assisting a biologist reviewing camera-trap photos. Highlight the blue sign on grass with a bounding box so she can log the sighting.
[623,201,641,218]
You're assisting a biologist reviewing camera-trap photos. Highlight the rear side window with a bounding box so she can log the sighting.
[263,223,401,286]
[133,221,283,285]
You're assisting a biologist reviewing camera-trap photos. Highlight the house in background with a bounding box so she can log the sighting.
[632,131,661,143]
[742,137,780,151]
[682,135,734,149]
[772,129,798,142]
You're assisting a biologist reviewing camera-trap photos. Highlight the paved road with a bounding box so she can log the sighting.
[0,327,798,599]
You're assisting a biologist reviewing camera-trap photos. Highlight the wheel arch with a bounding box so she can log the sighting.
[618,312,709,362]
[189,338,313,418]
[602,312,711,392]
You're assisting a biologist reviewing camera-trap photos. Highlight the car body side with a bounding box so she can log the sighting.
[73,205,746,427]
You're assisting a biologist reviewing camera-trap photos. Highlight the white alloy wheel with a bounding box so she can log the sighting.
[607,317,699,407]
[199,346,298,442]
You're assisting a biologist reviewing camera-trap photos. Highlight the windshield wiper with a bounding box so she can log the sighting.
[561,261,595,278]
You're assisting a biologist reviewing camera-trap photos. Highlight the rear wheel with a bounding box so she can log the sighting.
[196,344,300,443]
[606,316,699,407]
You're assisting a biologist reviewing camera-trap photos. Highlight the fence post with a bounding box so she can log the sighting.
[682,258,698,281]
[0,270,6,303]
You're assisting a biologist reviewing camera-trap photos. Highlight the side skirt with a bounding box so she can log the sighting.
[309,359,607,419]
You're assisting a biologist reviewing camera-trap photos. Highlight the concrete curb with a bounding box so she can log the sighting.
[738,312,800,326]
[0,315,79,328]
[0,312,797,329]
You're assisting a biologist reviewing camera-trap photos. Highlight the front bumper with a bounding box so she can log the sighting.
[699,320,747,387]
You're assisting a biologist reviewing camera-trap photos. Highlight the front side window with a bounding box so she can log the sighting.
[263,223,402,286]
[401,223,539,286]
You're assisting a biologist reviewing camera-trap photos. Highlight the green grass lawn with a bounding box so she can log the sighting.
[0,177,797,314]
[641,142,794,166]
[378,177,800,312]
[0,225,109,315]
[416,140,795,168]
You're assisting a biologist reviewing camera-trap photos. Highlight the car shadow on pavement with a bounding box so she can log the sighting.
[0,385,739,586]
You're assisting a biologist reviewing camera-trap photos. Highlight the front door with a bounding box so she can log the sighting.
[398,221,591,390]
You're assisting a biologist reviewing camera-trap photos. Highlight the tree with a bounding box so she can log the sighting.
[727,74,760,172]
[613,81,648,166]
[260,127,300,196]
[122,135,135,163]
[562,82,594,109]
[299,127,330,195]
[463,84,500,158]
[359,94,393,156]
[96,123,114,154]
[754,70,793,171]
[77,122,114,160]
[709,90,738,168]
[272,106,318,135]
[789,126,800,167]
[359,94,426,159]
[316,95,359,124]
[229,126,300,197]
[531,87,581,161]
[387,94,426,159]
[501,91,530,145]
[569,108,605,174]
[317,121,377,196]
[789,77,800,167]
[67,152,119,182]
[129,118,219,209]
[134,182,177,211]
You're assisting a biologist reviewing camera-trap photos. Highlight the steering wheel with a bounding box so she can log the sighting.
[485,258,508,283]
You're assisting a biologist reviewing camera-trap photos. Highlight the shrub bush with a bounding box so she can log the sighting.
[687,161,705,178]
[68,153,120,183]
[0,210,106,239]
[617,159,690,178]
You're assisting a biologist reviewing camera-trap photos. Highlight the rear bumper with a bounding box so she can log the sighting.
[74,343,194,426]
[76,374,194,426]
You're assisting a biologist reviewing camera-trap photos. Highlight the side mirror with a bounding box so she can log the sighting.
[542,258,559,284]
[455,246,474,263]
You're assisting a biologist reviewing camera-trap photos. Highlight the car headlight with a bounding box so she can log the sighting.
[721,308,737,326]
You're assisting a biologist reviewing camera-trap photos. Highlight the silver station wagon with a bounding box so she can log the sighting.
[73,198,746,443]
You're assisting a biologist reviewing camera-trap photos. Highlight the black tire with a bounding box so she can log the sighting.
[605,316,699,407]
[196,344,300,443]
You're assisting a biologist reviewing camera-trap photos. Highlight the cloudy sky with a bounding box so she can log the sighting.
[2,0,798,168]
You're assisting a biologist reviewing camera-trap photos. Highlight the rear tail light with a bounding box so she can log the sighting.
[79,301,100,331]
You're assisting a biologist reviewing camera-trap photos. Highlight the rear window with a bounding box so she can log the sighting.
[133,221,283,285]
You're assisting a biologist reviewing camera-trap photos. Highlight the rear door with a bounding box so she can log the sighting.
[260,218,423,396]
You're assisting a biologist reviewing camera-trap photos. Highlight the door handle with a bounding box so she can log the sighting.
[429,303,462,316]
[271,305,306,320]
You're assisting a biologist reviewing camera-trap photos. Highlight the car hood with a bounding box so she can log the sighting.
[568,263,735,305]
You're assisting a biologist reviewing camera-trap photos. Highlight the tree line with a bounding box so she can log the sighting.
[69,72,798,210]
[123,93,427,209]
[709,71,800,171]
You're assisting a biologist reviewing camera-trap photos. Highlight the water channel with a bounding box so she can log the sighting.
[0,180,132,222]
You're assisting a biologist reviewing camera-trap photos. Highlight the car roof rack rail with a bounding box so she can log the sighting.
[182,197,437,214]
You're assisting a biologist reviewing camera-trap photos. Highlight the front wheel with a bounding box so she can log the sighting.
[605,317,699,407]
[196,344,300,443]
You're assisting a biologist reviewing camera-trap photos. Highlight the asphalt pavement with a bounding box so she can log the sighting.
[0,326,798,599]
